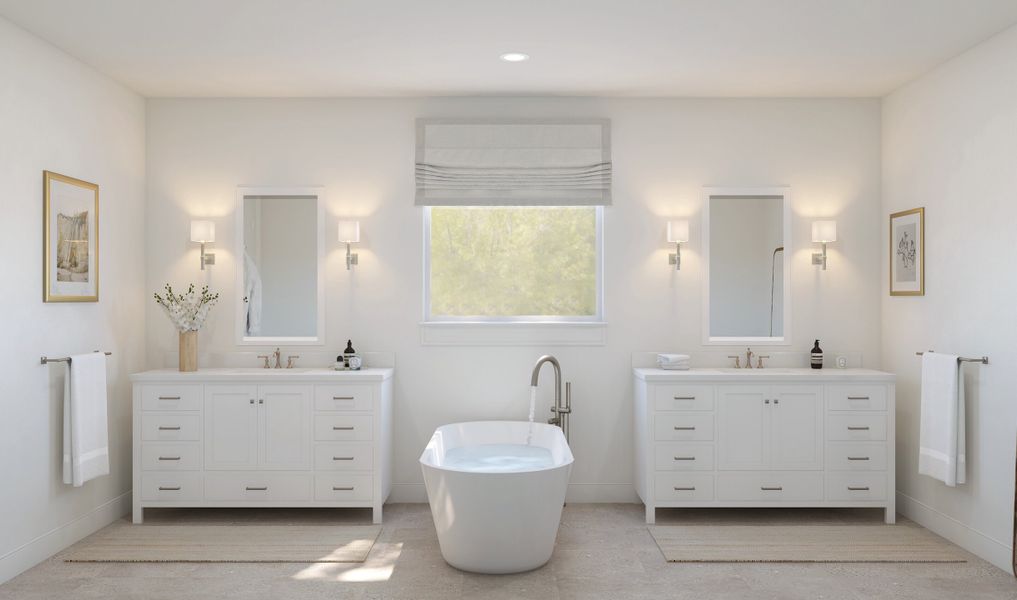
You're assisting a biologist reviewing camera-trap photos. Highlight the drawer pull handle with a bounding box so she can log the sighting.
[333,456,355,461]
[673,426,696,431]
[333,426,355,431]
[847,396,870,400]
[158,456,181,461]
[158,426,181,431]
[847,486,871,491]
[158,486,181,491]
[332,486,355,491]
[847,456,870,461]
[673,456,696,461]
[333,396,355,401]
[673,486,696,491]
[847,426,870,431]
[674,396,696,400]
[158,396,181,400]
[245,486,268,491]
[761,486,783,491]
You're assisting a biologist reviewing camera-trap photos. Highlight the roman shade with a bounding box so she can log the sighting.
[415,119,612,206]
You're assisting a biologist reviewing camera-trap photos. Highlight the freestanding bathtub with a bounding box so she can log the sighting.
[420,421,574,574]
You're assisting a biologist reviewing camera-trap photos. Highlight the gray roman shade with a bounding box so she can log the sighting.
[415,119,612,206]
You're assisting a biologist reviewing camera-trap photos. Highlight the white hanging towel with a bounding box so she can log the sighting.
[918,352,966,486]
[244,252,263,336]
[63,352,110,487]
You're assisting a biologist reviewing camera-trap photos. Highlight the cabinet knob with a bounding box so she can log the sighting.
[249,399,254,404]
[259,398,264,404]
[764,399,770,404]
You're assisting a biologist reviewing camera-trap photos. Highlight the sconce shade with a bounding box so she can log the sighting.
[811,220,837,243]
[337,220,360,243]
[667,220,689,243]
[190,220,215,243]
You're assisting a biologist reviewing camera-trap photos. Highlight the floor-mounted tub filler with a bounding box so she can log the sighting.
[420,420,574,573]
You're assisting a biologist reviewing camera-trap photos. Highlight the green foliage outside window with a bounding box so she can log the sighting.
[429,207,599,318]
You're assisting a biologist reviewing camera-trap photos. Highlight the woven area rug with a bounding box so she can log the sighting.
[64,525,381,563]
[649,522,967,563]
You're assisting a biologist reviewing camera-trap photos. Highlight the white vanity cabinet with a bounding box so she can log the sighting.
[634,368,895,524]
[132,368,393,524]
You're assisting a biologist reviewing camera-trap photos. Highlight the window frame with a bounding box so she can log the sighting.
[422,205,605,324]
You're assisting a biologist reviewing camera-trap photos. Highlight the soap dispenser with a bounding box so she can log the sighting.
[343,340,356,369]
[811,339,824,370]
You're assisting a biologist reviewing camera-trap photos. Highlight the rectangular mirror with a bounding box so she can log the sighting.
[702,187,791,345]
[235,186,325,345]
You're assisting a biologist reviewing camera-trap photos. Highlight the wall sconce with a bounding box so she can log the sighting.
[190,220,215,270]
[337,220,360,270]
[667,220,689,270]
[811,220,837,270]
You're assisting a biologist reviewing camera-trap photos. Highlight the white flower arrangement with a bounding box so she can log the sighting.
[154,283,220,332]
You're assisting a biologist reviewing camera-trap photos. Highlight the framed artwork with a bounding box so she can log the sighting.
[43,171,99,302]
[889,207,924,296]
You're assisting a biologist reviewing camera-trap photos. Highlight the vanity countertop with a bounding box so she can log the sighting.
[633,367,895,383]
[130,367,393,383]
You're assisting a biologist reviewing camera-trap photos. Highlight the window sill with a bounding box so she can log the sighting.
[419,321,607,346]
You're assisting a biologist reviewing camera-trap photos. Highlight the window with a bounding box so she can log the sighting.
[425,206,603,321]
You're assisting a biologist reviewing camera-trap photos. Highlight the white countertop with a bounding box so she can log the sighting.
[633,367,895,383]
[130,367,394,383]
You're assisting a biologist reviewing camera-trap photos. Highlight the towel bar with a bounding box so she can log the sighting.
[915,351,988,365]
[40,351,112,365]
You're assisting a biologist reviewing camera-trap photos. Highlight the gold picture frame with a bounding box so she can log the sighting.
[889,207,924,296]
[43,171,99,302]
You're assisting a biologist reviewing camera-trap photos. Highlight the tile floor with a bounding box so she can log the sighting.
[1,504,1015,600]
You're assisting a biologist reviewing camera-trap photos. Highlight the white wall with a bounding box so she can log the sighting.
[882,24,1017,571]
[145,96,882,503]
[0,17,146,583]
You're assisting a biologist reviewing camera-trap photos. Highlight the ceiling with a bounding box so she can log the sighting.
[2,0,1017,98]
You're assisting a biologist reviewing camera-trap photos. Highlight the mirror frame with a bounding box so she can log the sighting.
[701,186,792,346]
[234,185,326,346]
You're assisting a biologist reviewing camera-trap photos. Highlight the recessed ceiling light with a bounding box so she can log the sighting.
[499,52,530,63]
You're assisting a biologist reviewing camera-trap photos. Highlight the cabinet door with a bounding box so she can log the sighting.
[717,386,769,470]
[769,386,823,470]
[205,385,258,470]
[258,385,312,469]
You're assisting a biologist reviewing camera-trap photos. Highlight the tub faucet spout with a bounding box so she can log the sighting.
[531,355,571,442]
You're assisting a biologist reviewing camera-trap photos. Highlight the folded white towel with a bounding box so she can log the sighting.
[918,352,966,487]
[63,352,110,487]
[657,354,690,364]
[658,363,690,371]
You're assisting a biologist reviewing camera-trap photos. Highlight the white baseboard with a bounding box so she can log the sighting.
[896,491,1013,573]
[389,482,638,504]
[0,491,131,585]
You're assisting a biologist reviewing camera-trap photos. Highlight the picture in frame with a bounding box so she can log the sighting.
[889,207,924,296]
[43,171,99,302]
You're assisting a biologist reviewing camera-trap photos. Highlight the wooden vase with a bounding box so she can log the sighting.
[179,330,198,372]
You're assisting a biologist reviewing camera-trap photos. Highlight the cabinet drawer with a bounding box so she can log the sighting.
[825,473,887,501]
[653,385,715,411]
[654,414,714,441]
[826,443,888,471]
[141,414,202,441]
[140,473,203,502]
[314,385,374,412]
[141,385,202,411]
[314,443,374,471]
[314,475,374,502]
[826,385,887,411]
[654,443,715,471]
[204,473,312,502]
[314,415,373,441]
[654,474,715,502]
[141,443,202,471]
[826,414,887,441]
[716,472,823,502]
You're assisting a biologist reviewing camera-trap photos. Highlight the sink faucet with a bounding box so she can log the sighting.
[745,347,754,369]
[272,348,282,369]
[531,355,571,442]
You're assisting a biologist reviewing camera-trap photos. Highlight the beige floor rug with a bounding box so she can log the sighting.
[64,525,381,563]
[649,522,968,563]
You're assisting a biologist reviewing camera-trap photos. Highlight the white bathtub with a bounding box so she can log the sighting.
[419,421,574,574]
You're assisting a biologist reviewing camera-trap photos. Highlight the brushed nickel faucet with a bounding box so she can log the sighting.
[531,355,572,442]
[272,348,282,369]
[745,347,754,369]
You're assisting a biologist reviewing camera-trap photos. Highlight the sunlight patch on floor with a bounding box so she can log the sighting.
[291,542,404,583]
